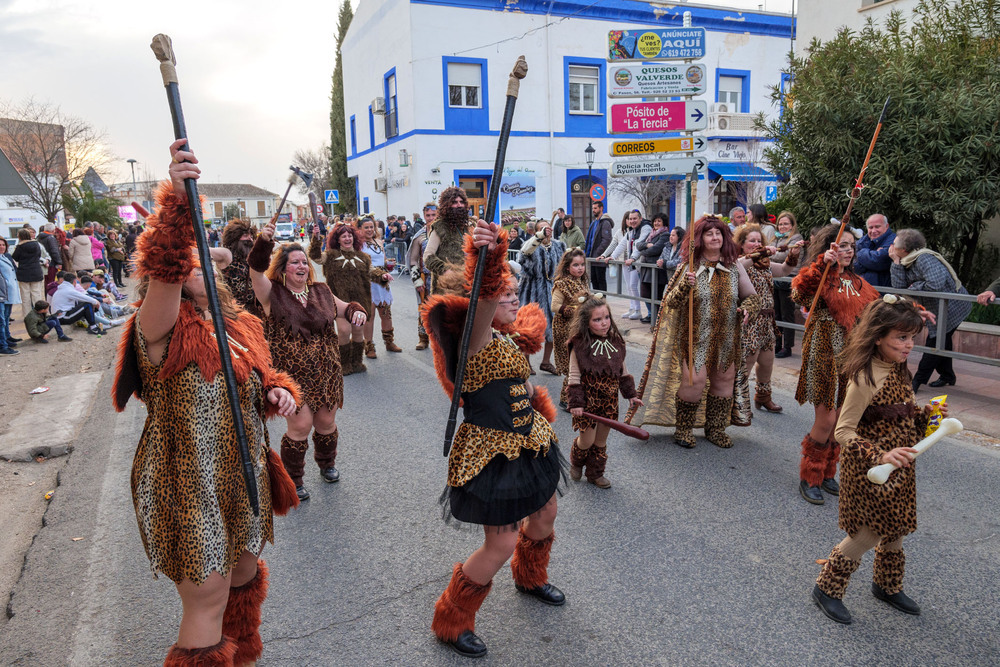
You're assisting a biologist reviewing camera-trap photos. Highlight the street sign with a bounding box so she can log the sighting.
[765,185,778,202]
[610,136,707,157]
[610,156,706,179]
[589,183,606,201]
[608,28,707,61]
[324,189,340,204]
[610,101,707,133]
[608,63,707,98]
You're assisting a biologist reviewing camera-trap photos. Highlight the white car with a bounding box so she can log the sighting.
[274,222,296,241]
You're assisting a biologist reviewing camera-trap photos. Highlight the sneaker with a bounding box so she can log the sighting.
[626,311,641,320]
[623,309,636,319]
[87,325,102,335]
[37,337,49,344]
[0,348,19,355]
[110,318,126,327]
[58,335,73,342]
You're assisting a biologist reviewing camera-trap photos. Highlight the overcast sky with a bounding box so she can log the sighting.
[0,0,793,202]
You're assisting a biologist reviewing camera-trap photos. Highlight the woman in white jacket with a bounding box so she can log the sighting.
[600,209,650,319]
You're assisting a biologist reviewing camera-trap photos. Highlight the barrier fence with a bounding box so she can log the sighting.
[583,258,999,368]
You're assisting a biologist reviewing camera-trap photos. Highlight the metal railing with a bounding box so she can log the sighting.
[583,258,999,368]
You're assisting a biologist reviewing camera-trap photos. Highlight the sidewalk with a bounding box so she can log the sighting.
[609,296,1000,441]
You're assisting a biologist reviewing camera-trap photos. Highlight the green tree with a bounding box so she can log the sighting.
[761,0,1000,289]
[61,182,122,229]
[329,0,355,215]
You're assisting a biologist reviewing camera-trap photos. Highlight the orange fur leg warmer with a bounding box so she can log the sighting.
[432,563,492,642]
[222,560,268,666]
[267,447,299,516]
[510,529,554,590]
[799,434,827,487]
[163,636,237,667]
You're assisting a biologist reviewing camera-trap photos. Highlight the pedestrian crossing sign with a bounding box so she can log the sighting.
[325,190,340,204]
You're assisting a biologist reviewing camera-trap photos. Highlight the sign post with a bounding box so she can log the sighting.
[610,156,706,179]
[609,101,707,133]
[608,63,706,98]
[610,136,706,157]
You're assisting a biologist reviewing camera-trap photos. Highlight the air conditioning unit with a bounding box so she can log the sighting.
[374,177,387,193]
[710,103,729,114]
[717,115,730,130]
[371,97,386,114]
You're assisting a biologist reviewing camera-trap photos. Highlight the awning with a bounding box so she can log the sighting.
[708,162,777,182]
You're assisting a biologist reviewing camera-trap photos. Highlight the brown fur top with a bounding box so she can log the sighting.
[112,301,301,418]
[267,280,339,339]
[793,256,880,332]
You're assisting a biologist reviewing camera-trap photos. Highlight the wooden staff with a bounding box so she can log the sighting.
[805,96,890,329]
[582,412,650,441]
[443,56,528,457]
[150,34,260,515]
[686,166,697,383]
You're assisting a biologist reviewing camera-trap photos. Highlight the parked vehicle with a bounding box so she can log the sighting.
[275,222,296,241]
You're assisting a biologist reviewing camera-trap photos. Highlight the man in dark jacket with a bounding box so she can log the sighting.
[585,200,614,291]
[854,213,895,287]
[37,223,63,285]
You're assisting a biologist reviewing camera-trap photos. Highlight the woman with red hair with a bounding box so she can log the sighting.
[627,215,761,448]
[310,223,373,374]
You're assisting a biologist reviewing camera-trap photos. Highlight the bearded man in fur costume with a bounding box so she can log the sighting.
[423,186,472,295]
[220,219,261,317]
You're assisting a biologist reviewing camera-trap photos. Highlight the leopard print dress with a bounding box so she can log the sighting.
[742,258,777,357]
[552,276,588,403]
[130,310,275,585]
[263,281,343,414]
[839,367,926,541]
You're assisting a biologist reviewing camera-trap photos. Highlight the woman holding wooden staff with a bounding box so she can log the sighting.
[626,215,760,449]
[812,296,947,624]
[113,140,301,665]
[424,222,565,658]
[791,224,881,505]
[248,221,367,501]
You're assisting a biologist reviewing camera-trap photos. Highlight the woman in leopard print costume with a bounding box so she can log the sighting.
[112,141,301,666]
[423,220,565,659]
[248,218,367,503]
[309,223,372,375]
[813,296,947,625]
[791,224,881,506]
[626,215,761,449]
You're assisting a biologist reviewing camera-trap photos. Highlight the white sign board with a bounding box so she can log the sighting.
[610,156,706,178]
[608,63,707,98]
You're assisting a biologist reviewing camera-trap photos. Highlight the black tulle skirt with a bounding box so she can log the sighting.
[441,443,566,531]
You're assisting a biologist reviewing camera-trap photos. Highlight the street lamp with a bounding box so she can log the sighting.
[585,143,596,231]
[126,158,137,193]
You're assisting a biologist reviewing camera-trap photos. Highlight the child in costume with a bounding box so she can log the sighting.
[423,219,565,659]
[112,140,301,665]
[813,296,947,625]
[566,295,642,488]
[550,248,589,408]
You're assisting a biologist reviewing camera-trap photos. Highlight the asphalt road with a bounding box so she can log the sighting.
[2,286,998,666]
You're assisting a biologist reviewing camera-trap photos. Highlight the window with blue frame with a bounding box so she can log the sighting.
[384,71,398,139]
[350,115,357,155]
[563,57,605,137]
[443,57,489,133]
[715,69,750,113]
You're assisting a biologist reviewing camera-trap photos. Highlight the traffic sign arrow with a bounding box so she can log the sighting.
[690,107,704,123]
[694,157,707,170]
[694,137,705,150]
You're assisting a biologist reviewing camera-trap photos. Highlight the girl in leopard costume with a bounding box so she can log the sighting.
[550,248,589,407]
[812,296,947,625]
[423,221,565,659]
[566,295,642,489]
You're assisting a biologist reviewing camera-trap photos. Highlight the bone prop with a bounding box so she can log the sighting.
[867,417,962,484]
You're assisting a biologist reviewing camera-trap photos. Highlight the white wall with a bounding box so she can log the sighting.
[797,0,923,48]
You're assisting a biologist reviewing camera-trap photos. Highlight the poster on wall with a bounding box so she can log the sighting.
[499,168,536,227]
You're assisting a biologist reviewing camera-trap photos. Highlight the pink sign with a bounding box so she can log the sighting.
[610,101,707,133]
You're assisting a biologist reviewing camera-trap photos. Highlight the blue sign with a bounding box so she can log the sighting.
[608,28,707,61]
[589,183,606,201]
[765,185,778,202]
[324,189,340,204]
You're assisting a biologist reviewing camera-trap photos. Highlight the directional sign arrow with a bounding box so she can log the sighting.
[689,107,704,124]
[694,157,707,171]
[693,137,705,151]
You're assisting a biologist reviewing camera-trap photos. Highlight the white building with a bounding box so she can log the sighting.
[341,0,795,232]
[797,0,924,48]
[1,146,59,239]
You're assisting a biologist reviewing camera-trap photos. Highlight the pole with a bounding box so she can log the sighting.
[149,34,260,516]
[443,56,528,457]
[805,96,890,329]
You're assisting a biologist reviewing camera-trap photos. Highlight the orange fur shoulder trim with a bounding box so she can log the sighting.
[531,385,557,424]
[496,302,546,355]
[463,230,511,299]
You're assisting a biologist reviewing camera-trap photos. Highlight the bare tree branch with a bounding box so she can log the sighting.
[0,98,114,222]
[607,176,676,217]
[292,144,334,201]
